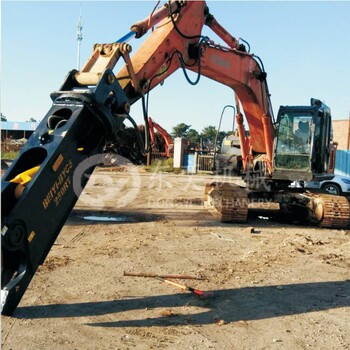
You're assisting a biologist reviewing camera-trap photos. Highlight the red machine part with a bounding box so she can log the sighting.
[148,117,173,157]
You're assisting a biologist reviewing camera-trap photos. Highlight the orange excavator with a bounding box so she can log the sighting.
[148,117,173,157]
[1,1,349,315]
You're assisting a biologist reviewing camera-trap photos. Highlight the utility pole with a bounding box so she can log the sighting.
[76,2,83,70]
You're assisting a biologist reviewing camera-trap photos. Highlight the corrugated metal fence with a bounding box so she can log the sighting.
[335,150,350,176]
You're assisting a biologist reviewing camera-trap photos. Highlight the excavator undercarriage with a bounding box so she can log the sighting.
[205,182,350,229]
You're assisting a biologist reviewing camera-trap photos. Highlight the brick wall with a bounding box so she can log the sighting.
[332,119,350,150]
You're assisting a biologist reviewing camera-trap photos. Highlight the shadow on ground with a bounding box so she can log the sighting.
[15,280,350,327]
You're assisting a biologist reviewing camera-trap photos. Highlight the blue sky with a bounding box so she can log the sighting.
[1,1,350,134]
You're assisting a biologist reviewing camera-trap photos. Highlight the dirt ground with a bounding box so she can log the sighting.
[2,166,350,350]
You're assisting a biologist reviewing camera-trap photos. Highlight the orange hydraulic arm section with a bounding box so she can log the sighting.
[116,0,275,173]
[148,117,173,157]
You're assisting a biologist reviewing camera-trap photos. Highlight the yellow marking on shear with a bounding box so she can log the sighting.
[28,231,36,242]
[10,165,40,185]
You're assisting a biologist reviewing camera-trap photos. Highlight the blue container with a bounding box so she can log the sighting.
[335,150,350,176]
[184,154,196,173]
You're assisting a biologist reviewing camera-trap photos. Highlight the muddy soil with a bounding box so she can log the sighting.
[2,167,350,349]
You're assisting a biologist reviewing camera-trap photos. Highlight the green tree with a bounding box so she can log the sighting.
[171,123,191,138]
[186,128,200,143]
[1,113,7,121]
[201,125,217,143]
[26,117,37,122]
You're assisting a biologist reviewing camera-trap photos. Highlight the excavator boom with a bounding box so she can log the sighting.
[117,1,275,170]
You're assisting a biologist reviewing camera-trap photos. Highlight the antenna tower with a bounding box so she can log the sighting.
[77,2,83,70]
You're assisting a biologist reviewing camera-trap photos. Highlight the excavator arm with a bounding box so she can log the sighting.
[116,1,274,170]
[148,117,158,152]
[148,117,173,157]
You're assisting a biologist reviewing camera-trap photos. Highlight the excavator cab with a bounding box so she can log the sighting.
[272,98,333,182]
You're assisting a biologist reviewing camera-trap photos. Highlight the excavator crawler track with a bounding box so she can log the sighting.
[205,182,248,223]
[307,193,350,229]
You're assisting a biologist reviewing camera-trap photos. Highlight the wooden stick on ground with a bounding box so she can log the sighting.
[123,271,206,280]
[155,277,215,299]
